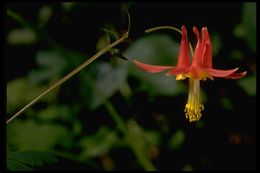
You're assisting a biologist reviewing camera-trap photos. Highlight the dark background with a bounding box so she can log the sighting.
[5,2,256,171]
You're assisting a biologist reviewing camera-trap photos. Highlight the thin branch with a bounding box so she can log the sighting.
[6,10,129,124]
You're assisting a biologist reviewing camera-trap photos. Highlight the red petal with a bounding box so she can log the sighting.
[177,26,191,67]
[201,27,212,69]
[225,71,247,79]
[191,26,203,68]
[133,60,173,73]
[165,66,190,76]
[206,68,241,78]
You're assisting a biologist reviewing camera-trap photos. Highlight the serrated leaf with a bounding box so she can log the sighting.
[7,151,58,171]
[7,160,33,171]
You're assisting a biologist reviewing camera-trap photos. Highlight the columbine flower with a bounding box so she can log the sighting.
[133,26,247,122]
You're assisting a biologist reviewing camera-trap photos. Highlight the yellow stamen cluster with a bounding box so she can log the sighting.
[184,78,204,122]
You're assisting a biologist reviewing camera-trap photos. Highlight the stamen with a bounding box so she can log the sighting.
[184,78,204,122]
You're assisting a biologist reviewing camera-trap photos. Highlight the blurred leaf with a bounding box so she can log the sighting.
[72,120,82,136]
[127,119,160,147]
[7,151,58,171]
[168,130,185,150]
[7,28,38,45]
[220,97,233,110]
[61,2,76,11]
[242,3,256,52]
[127,120,160,159]
[181,164,193,171]
[211,34,222,56]
[38,5,52,27]
[7,120,72,151]
[234,3,256,52]
[28,50,67,84]
[123,34,185,96]
[90,62,127,109]
[36,104,71,122]
[230,50,243,60]
[7,160,33,171]
[195,121,206,129]
[7,78,48,114]
[36,50,66,69]
[238,73,256,96]
[124,34,179,65]
[79,127,120,159]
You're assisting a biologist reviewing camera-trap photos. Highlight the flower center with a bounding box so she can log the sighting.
[184,78,204,122]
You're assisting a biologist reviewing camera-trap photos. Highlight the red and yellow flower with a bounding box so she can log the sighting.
[133,26,247,122]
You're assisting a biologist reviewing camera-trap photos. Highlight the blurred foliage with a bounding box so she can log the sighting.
[168,130,185,150]
[5,2,255,171]
[234,3,256,53]
[123,34,187,96]
[7,151,58,171]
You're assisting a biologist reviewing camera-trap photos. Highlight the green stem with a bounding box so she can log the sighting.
[104,101,156,170]
[82,75,156,171]
[7,8,156,170]
[6,9,128,124]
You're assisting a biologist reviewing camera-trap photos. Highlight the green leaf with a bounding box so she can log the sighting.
[27,50,67,84]
[79,127,120,159]
[36,50,66,69]
[7,160,33,171]
[36,104,71,122]
[168,130,185,150]
[7,78,48,114]
[38,5,52,27]
[220,98,233,110]
[7,151,58,171]
[7,28,38,45]
[127,119,160,147]
[7,120,72,151]
[234,3,256,52]
[238,73,256,96]
[124,34,179,65]
[123,34,185,96]
[181,164,193,171]
[61,2,76,12]
[242,3,256,52]
[81,63,127,109]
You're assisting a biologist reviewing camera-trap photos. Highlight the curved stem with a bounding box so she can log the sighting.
[6,10,129,124]
[145,25,194,56]
[7,8,156,170]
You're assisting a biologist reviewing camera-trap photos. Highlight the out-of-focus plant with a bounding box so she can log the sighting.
[6,2,255,171]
